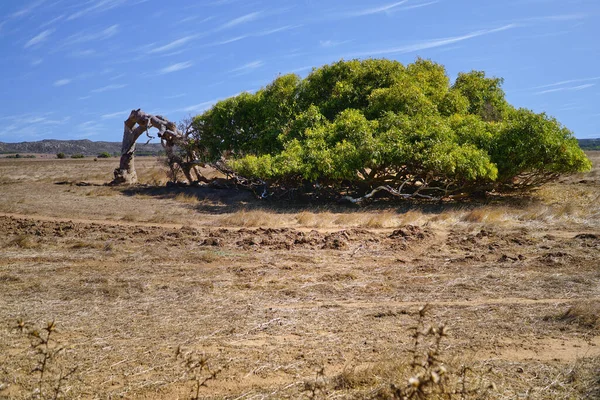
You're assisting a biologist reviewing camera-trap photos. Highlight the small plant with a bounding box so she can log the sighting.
[175,346,220,400]
[70,154,85,159]
[303,366,328,399]
[97,152,111,158]
[56,153,66,159]
[15,319,77,399]
[384,305,495,399]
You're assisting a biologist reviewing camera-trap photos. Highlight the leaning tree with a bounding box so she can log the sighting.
[112,109,206,185]
[187,58,591,203]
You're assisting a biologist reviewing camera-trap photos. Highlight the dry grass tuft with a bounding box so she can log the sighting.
[218,210,280,227]
[6,234,40,249]
[197,251,220,264]
[461,207,507,223]
[174,193,200,205]
[70,240,103,249]
[554,301,600,329]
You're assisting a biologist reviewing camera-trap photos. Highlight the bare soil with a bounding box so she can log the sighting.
[0,154,599,399]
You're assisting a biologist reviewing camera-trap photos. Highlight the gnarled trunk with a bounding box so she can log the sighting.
[112,109,203,185]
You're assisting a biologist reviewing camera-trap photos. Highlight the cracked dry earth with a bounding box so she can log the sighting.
[0,156,599,399]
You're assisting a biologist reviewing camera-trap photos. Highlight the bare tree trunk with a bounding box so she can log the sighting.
[113,117,141,184]
[112,109,204,185]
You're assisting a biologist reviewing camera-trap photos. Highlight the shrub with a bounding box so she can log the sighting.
[56,152,66,159]
[190,58,591,202]
[71,154,85,159]
[97,152,111,158]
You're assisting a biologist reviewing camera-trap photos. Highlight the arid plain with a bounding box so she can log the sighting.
[0,154,599,399]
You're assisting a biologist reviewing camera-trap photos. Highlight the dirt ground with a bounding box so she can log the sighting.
[0,154,599,399]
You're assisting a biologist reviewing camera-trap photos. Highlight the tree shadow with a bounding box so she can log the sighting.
[121,184,542,217]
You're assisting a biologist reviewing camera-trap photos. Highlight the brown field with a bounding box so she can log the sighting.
[0,154,599,399]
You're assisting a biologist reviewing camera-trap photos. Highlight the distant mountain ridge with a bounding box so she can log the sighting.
[0,139,164,156]
[578,138,600,150]
[0,138,598,156]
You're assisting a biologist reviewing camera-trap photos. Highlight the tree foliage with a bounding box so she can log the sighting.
[191,58,591,201]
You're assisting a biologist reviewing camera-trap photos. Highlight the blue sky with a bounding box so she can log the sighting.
[0,0,599,142]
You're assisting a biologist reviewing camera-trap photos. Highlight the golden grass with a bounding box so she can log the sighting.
[216,209,282,227]
[6,234,40,249]
[173,192,199,205]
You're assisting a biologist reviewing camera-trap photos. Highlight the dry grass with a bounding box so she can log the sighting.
[0,153,599,399]
[216,209,283,227]
[174,192,200,205]
[550,301,600,329]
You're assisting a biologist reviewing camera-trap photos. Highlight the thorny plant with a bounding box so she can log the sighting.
[303,366,328,400]
[15,319,77,400]
[175,346,221,400]
[388,305,495,400]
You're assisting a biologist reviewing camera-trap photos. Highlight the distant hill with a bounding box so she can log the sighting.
[0,139,164,156]
[579,139,600,151]
[1,138,597,157]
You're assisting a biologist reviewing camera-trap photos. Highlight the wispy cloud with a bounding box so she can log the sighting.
[24,29,54,48]
[53,79,72,87]
[11,0,47,18]
[535,83,595,95]
[219,11,262,30]
[67,0,148,21]
[39,14,65,29]
[148,35,199,54]
[229,60,264,74]
[520,13,588,23]
[101,110,131,119]
[532,76,600,90]
[209,24,301,47]
[178,99,220,113]
[157,61,193,75]
[344,1,409,17]
[62,25,119,47]
[91,84,127,93]
[320,40,352,48]
[344,24,516,57]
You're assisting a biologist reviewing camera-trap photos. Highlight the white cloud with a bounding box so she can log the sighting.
[220,11,262,30]
[67,0,148,21]
[345,1,408,17]
[91,84,127,93]
[344,24,517,57]
[24,29,54,48]
[157,61,193,75]
[53,79,72,87]
[11,0,47,18]
[63,24,119,46]
[536,83,596,95]
[521,13,588,23]
[320,40,351,48]
[148,35,198,54]
[101,110,131,119]
[228,60,264,74]
[179,99,220,113]
[532,76,600,90]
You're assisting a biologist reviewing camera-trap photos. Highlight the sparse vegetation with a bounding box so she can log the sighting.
[0,153,598,398]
